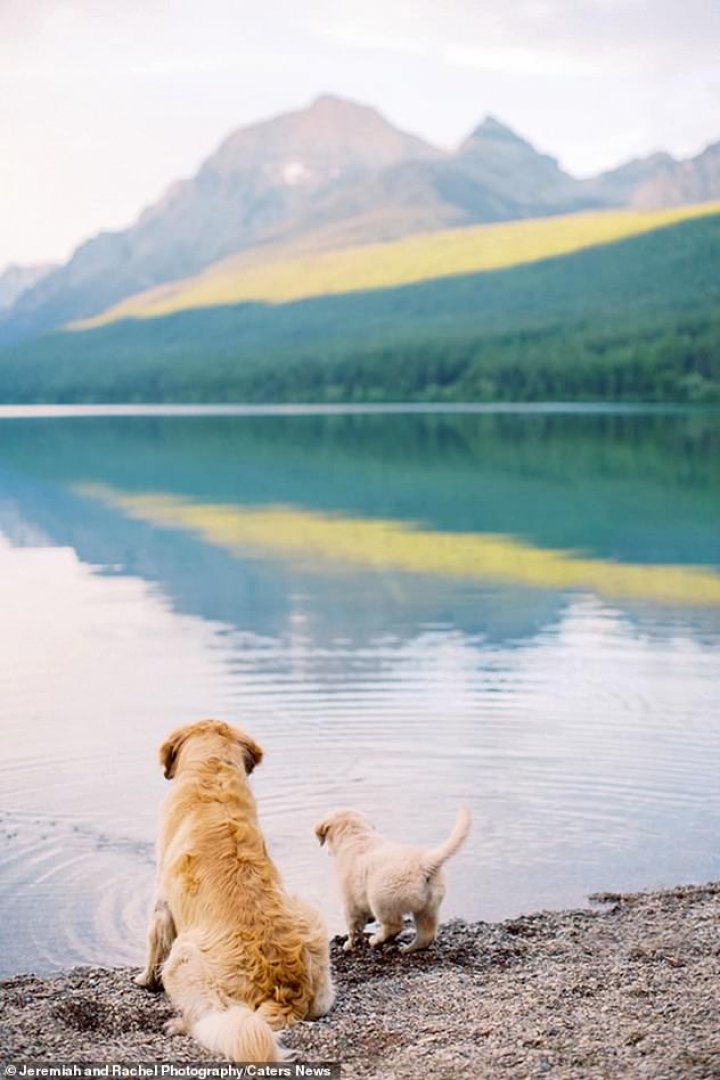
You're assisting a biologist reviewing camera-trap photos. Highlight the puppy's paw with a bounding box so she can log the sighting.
[368,932,384,948]
[342,938,355,953]
[164,1017,187,1036]
[399,939,428,954]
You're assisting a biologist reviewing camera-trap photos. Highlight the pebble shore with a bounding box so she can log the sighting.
[2,883,719,1079]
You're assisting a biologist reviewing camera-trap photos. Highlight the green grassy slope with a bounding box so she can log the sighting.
[0,212,719,403]
[71,203,718,328]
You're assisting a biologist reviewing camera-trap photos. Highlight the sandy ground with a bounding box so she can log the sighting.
[2,883,719,1079]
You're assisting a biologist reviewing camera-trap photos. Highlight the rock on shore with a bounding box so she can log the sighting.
[2,883,719,1079]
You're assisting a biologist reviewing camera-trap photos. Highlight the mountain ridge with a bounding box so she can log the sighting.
[0,262,56,312]
[2,96,719,345]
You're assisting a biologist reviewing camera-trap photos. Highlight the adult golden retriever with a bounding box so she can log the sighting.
[136,719,334,1062]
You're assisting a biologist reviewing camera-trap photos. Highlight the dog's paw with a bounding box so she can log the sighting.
[342,938,354,953]
[399,939,426,954]
[134,970,157,989]
[368,932,384,948]
[164,1017,187,1036]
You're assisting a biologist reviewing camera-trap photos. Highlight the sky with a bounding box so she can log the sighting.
[1,0,719,269]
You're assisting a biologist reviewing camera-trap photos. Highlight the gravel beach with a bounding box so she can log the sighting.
[2,883,719,1080]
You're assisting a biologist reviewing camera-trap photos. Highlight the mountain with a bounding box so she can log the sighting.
[0,98,596,344]
[589,141,720,208]
[0,262,55,311]
[583,153,677,206]
[1,96,442,342]
[452,116,591,214]
[3,96,719,348]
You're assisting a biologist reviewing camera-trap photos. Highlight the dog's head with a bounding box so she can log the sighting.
[314,809,372,853]
[159,719,263,780]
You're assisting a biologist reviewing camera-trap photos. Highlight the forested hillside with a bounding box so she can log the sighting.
[0,212,717,404]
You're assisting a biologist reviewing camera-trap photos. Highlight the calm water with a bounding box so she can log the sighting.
[0,406,719,977]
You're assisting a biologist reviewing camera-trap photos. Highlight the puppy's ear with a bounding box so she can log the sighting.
[159,727,188,780]
[236,731,263,775]
[314,820,331,846]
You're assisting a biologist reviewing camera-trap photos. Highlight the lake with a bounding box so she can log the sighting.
[0,405,719,977]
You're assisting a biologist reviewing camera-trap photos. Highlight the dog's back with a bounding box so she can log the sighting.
[366,840,447,916]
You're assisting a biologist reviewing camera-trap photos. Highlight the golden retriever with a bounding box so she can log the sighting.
[136,719,334,1062]
[315,806,471,953]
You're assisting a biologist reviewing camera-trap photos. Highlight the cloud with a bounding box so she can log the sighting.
[441,43,597,78]
[319,0,720,74]
[0,0,718,264]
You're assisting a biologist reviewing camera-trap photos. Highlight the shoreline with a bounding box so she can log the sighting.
[0,402,714,420]
[2,882,719,1079]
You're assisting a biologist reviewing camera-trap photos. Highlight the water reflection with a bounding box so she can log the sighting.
[0,408,718,976]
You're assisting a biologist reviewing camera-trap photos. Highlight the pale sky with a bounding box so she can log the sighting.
[1,0,719,268]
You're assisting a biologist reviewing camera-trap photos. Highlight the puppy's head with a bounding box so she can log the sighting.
[314,809,372,854]
[159,719,263,780]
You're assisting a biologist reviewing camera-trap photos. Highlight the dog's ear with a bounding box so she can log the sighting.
[235,731,263,775]
[159,727,189,780]
[314,820,331,846]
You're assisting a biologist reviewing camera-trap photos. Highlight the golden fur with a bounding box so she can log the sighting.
[315,806,471,953]
[136,719,334,1062]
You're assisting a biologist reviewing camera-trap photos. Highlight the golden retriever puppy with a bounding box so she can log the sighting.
[315,806,471,953]
[136,719,334,1062]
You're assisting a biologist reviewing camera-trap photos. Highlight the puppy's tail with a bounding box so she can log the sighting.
[421,806,471,877]
[191,1005,283,1063]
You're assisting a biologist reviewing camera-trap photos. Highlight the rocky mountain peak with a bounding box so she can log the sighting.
[205,95,440,181]
[461,115,531,149]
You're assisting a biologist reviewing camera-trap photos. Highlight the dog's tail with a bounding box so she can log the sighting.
[162,936,284,1062]
[191,1004,283,1062]
[421,806,471,877]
